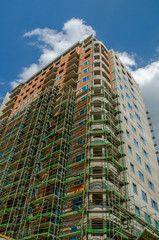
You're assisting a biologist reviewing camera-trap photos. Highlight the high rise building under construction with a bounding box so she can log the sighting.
[0,35,159,240]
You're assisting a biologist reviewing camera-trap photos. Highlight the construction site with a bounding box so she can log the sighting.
[0,35,159,240]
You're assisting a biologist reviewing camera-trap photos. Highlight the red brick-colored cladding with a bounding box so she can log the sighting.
[10,47,82,117]
[78,47,92,92]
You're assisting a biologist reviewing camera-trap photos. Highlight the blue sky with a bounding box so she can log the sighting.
[0,0,159,144]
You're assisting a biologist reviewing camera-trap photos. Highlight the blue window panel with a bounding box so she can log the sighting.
[120,85,123,90]
[155,220,159,229]
[125,84,128,90]
[75,153,85,162]
[132,125,136,133]
[126,93,130,100]
[121,94,124,100]
[139,171,144,182]
[145,163,152,174]
[117,69,120,74]
[131,87,135,93]
[134,138,139,148]
[141,190,148,203]
[148,180,155,192]
[82,85,88,92]
[145,213,151,223]
[140,135,146,145]
[20,102,24,107]
[79,108,87,115]
[73,179,84,186]
[79,120,86,126]
[135,206,140,216]
[124,117,128,124]
[130,113,134,121]
[123,77,127,82]
[34,91,39,97]
[76,139,86,146]
[142,148,149,159]
[136,153,142,164]
[57,75,62,81]
[128,102,132,110]
[71,197,83,211]
[83,67,89,74]
[135,112,141,122]
[130,163,135,173]
[132,94,136,100]
[133,183,137,194]
[123,104,126,111]
[84,59,90,66]
[70,226,77,233]
[119,76,121,81]
[26,97,31,103]
[133,102,139,111]
[138,123,143,132]
[128,145,132,154]
[82,75,89,83]
[126,130,130,138]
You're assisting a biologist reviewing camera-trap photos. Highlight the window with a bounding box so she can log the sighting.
[121,94,124,100]
[117,69,120,74]
[130,163,135,173]
[123,104,126,111]
[132,125,136,133]
[71,197,82,211]
[131,87,135,93]
[82,75,89,83]
[128,102,132,110]
[34,92,39,97]
[134,138,139,148]
[133,183,137,194]
[130,113,134,121]
[145,213,151,223]
[126,130,130,138]
[155,220,159,229]
[75,153,85,162]
[83,67,89,74]
[135,112,141,122]
[137,123,143,132]
[119,76,121,81]
[139,171,144,182]
[81,85,88,92]
[151,199,158,211]
[128,145,132,154]
[135,206,140,216]
[136,153,142,164]
[76,139,86,146]
[123,77,127,82]
[125,84,128,90]
[26,97,31,103]
[133,102,139,111]
[126,93,130,100]
[74,179,84,186]
[120,85,123,90]
[148,180,155,192]
[142,148,149,159]
[84,59,90,66]
[20,102,24,107]
[141,190,148,203]
[140,135,146,145]
[132,94,136,100]
[145,163,152,174]
[78,119,86,126]
[57,75,62,81]
[79,108,87,115]
[124,117,128,124]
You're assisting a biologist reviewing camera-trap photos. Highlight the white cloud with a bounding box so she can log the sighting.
[117,50,159,146]
[11,18,95,88]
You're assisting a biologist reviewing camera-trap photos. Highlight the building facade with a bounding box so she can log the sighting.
[0,35,159,240]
